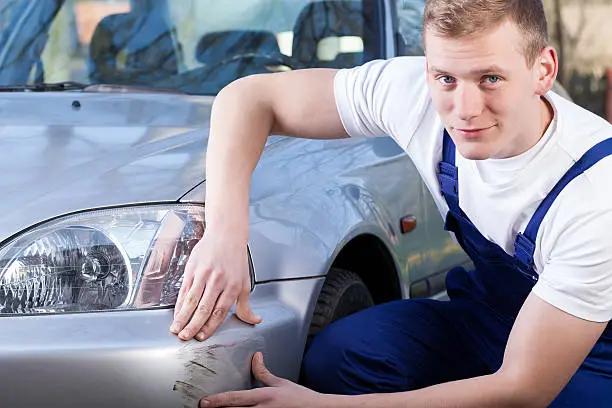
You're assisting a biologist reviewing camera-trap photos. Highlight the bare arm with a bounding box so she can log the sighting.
[205,68,348,240]
[203,293,607,407]
[171,69,349,341]
[337,293,607,408]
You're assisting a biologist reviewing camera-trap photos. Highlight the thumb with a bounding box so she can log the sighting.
[236,289,262,325]
[252,352,282,387]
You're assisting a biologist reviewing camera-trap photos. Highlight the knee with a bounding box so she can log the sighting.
[301,324,351,394]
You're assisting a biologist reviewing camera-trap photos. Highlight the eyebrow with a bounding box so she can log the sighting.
[428,65,508,76]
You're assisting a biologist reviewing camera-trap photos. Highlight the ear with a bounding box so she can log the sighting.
[534,46,558,96]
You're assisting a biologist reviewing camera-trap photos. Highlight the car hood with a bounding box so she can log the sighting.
[0,91,213,241]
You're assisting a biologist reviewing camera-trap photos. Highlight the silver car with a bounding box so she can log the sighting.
[0,0,482,406]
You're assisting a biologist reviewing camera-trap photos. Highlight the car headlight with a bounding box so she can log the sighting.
[0,205,241,315]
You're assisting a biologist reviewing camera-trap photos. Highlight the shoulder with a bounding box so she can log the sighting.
[549,92,612,197]
[335,56,427,90]
[535,94,612,259]
[538,151,612,261]
[333,56,432,142]
[376,55,427,76]
[534,160,612,322]
[549,91,612,160]
[540,94,612,234]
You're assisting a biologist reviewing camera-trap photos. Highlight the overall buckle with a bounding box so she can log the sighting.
[514,233,538,282]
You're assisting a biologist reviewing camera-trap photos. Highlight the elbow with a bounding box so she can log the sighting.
[215,75,253,105]
[217,73,270,102]
[494,369,559,408]
[503,390,550,408]
[215,74,274,117]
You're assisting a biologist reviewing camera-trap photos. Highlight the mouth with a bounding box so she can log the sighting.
[453,125,496,139]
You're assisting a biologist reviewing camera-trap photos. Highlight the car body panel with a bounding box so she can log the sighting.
[180,133,468,291]
[0,0,473,407]
[0,278,323,408]
[0,90,466,285]
[0,92,211,240]
[244,135,467,288]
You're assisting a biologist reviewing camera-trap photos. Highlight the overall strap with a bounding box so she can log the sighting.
[438,129,460,213]
[514,138,612,276]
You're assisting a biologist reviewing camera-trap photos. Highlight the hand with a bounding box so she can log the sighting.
[201,352,326,408]
[170,231,262,341]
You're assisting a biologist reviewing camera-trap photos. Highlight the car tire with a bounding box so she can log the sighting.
[306,267,374,346]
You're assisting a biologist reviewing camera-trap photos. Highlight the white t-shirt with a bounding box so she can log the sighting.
[334,56,612,323]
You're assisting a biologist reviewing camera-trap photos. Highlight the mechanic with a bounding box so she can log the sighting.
[170,0,612,407]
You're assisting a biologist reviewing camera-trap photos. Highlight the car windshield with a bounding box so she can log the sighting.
[0,0,381,95]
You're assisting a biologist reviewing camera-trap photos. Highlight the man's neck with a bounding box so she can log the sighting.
[513,96,554,158]
[540,95,555,138]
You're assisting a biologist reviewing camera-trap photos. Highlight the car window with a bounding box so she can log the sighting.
[0,0,19,35]
[395,0,425,56]
[0,0,383,95]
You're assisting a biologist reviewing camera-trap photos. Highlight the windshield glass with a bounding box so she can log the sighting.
[0,0,381,95]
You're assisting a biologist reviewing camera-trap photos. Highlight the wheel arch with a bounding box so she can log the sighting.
[330,233,403,304]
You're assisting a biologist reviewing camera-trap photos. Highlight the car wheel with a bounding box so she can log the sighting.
[307,267,374,346]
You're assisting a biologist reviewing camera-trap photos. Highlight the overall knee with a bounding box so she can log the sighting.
[301,325,352,393]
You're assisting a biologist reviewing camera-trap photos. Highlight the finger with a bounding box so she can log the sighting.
[171,274,208,338]
[201,388,268,407]
[196,291,235,341]
[252,352,283,387]
[235,288,262,325]
[172,252,199,323]
[180,283,223,341]
[173,272,193,321]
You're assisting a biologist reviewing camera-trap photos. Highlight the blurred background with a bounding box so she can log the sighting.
[543,0,612,120]
[0,0,610,120]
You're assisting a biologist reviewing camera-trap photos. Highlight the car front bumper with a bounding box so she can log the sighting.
[0,278,323,408]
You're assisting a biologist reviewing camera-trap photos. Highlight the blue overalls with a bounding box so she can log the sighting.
[302,130,612,406]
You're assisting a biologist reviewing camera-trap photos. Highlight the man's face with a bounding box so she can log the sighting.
[424,20,547,160]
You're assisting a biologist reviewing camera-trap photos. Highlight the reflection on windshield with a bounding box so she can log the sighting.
[0,0,382,95]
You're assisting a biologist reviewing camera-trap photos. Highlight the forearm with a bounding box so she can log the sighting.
[326,374,538,408]
[204,76,273,242]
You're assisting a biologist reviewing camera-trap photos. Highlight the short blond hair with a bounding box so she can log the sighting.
[423,0,549,66]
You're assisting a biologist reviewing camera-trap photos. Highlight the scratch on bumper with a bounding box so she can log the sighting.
[173,338,264,408]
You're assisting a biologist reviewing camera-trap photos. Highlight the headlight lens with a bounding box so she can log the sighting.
[0,205,207,314]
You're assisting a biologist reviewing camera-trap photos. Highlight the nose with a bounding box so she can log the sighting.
[454,84,484,122]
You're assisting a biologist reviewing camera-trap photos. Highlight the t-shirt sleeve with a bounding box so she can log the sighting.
[333,56,431,148]
[532,182,612,323]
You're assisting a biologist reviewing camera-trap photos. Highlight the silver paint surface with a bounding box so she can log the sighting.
[0,0,475,406]
[0,279,322,408]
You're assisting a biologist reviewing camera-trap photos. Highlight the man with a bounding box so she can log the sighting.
[171,0,612,406]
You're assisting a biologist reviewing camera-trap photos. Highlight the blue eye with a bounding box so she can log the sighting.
[438,76,455,85]
[485,75,501,84]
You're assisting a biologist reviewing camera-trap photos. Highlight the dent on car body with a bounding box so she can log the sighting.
[173,333,264,407]
[168,277,320,408]
[0,0,474,406]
